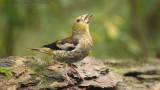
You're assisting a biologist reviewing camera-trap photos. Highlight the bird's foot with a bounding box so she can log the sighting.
[64,67,74,85]
[70,70,84,80]
[63,74,74,85]
[69,65,85,81]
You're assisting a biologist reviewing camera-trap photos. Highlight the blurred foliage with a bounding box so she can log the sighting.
[0,0,160,59]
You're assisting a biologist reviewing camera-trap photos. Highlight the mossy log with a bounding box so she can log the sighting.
[0,56,123,90]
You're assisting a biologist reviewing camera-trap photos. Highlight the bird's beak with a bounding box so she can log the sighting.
[81,14,92,23]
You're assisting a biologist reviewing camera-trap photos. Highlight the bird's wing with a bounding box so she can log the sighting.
[43,37,79,51]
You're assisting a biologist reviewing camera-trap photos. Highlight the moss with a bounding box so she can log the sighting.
[26,61,46,73]
[41,76,48,84]
[26,56,49,73]
[30,63,47,73]
[0,67,14,78]
[108,65,127,75]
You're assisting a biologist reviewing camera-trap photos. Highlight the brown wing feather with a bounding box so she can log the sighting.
[43,37,79,51]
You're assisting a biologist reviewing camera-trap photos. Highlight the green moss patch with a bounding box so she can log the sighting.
[0,67,14,78]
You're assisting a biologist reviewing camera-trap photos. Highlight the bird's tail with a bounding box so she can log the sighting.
[28,48,52,55]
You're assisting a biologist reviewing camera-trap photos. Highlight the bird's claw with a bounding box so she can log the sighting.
[70,70,84,80]
[63,75,74,85]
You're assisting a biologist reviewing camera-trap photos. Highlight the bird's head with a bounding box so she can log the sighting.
[72,14,92,36]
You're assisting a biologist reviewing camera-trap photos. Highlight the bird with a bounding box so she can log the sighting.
[29,14,92,85]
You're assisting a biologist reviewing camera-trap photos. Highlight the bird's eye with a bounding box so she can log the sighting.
[77,19,80,22]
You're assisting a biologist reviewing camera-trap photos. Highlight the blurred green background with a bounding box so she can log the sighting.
[0,0,160,59]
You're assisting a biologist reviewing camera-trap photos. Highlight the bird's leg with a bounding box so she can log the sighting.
[64,65,74,85]
[69,64,84,81]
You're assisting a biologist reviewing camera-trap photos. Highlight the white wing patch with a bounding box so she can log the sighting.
[59,43,75,50]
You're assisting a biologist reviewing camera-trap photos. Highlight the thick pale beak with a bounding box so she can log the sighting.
[81,14,92,23]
